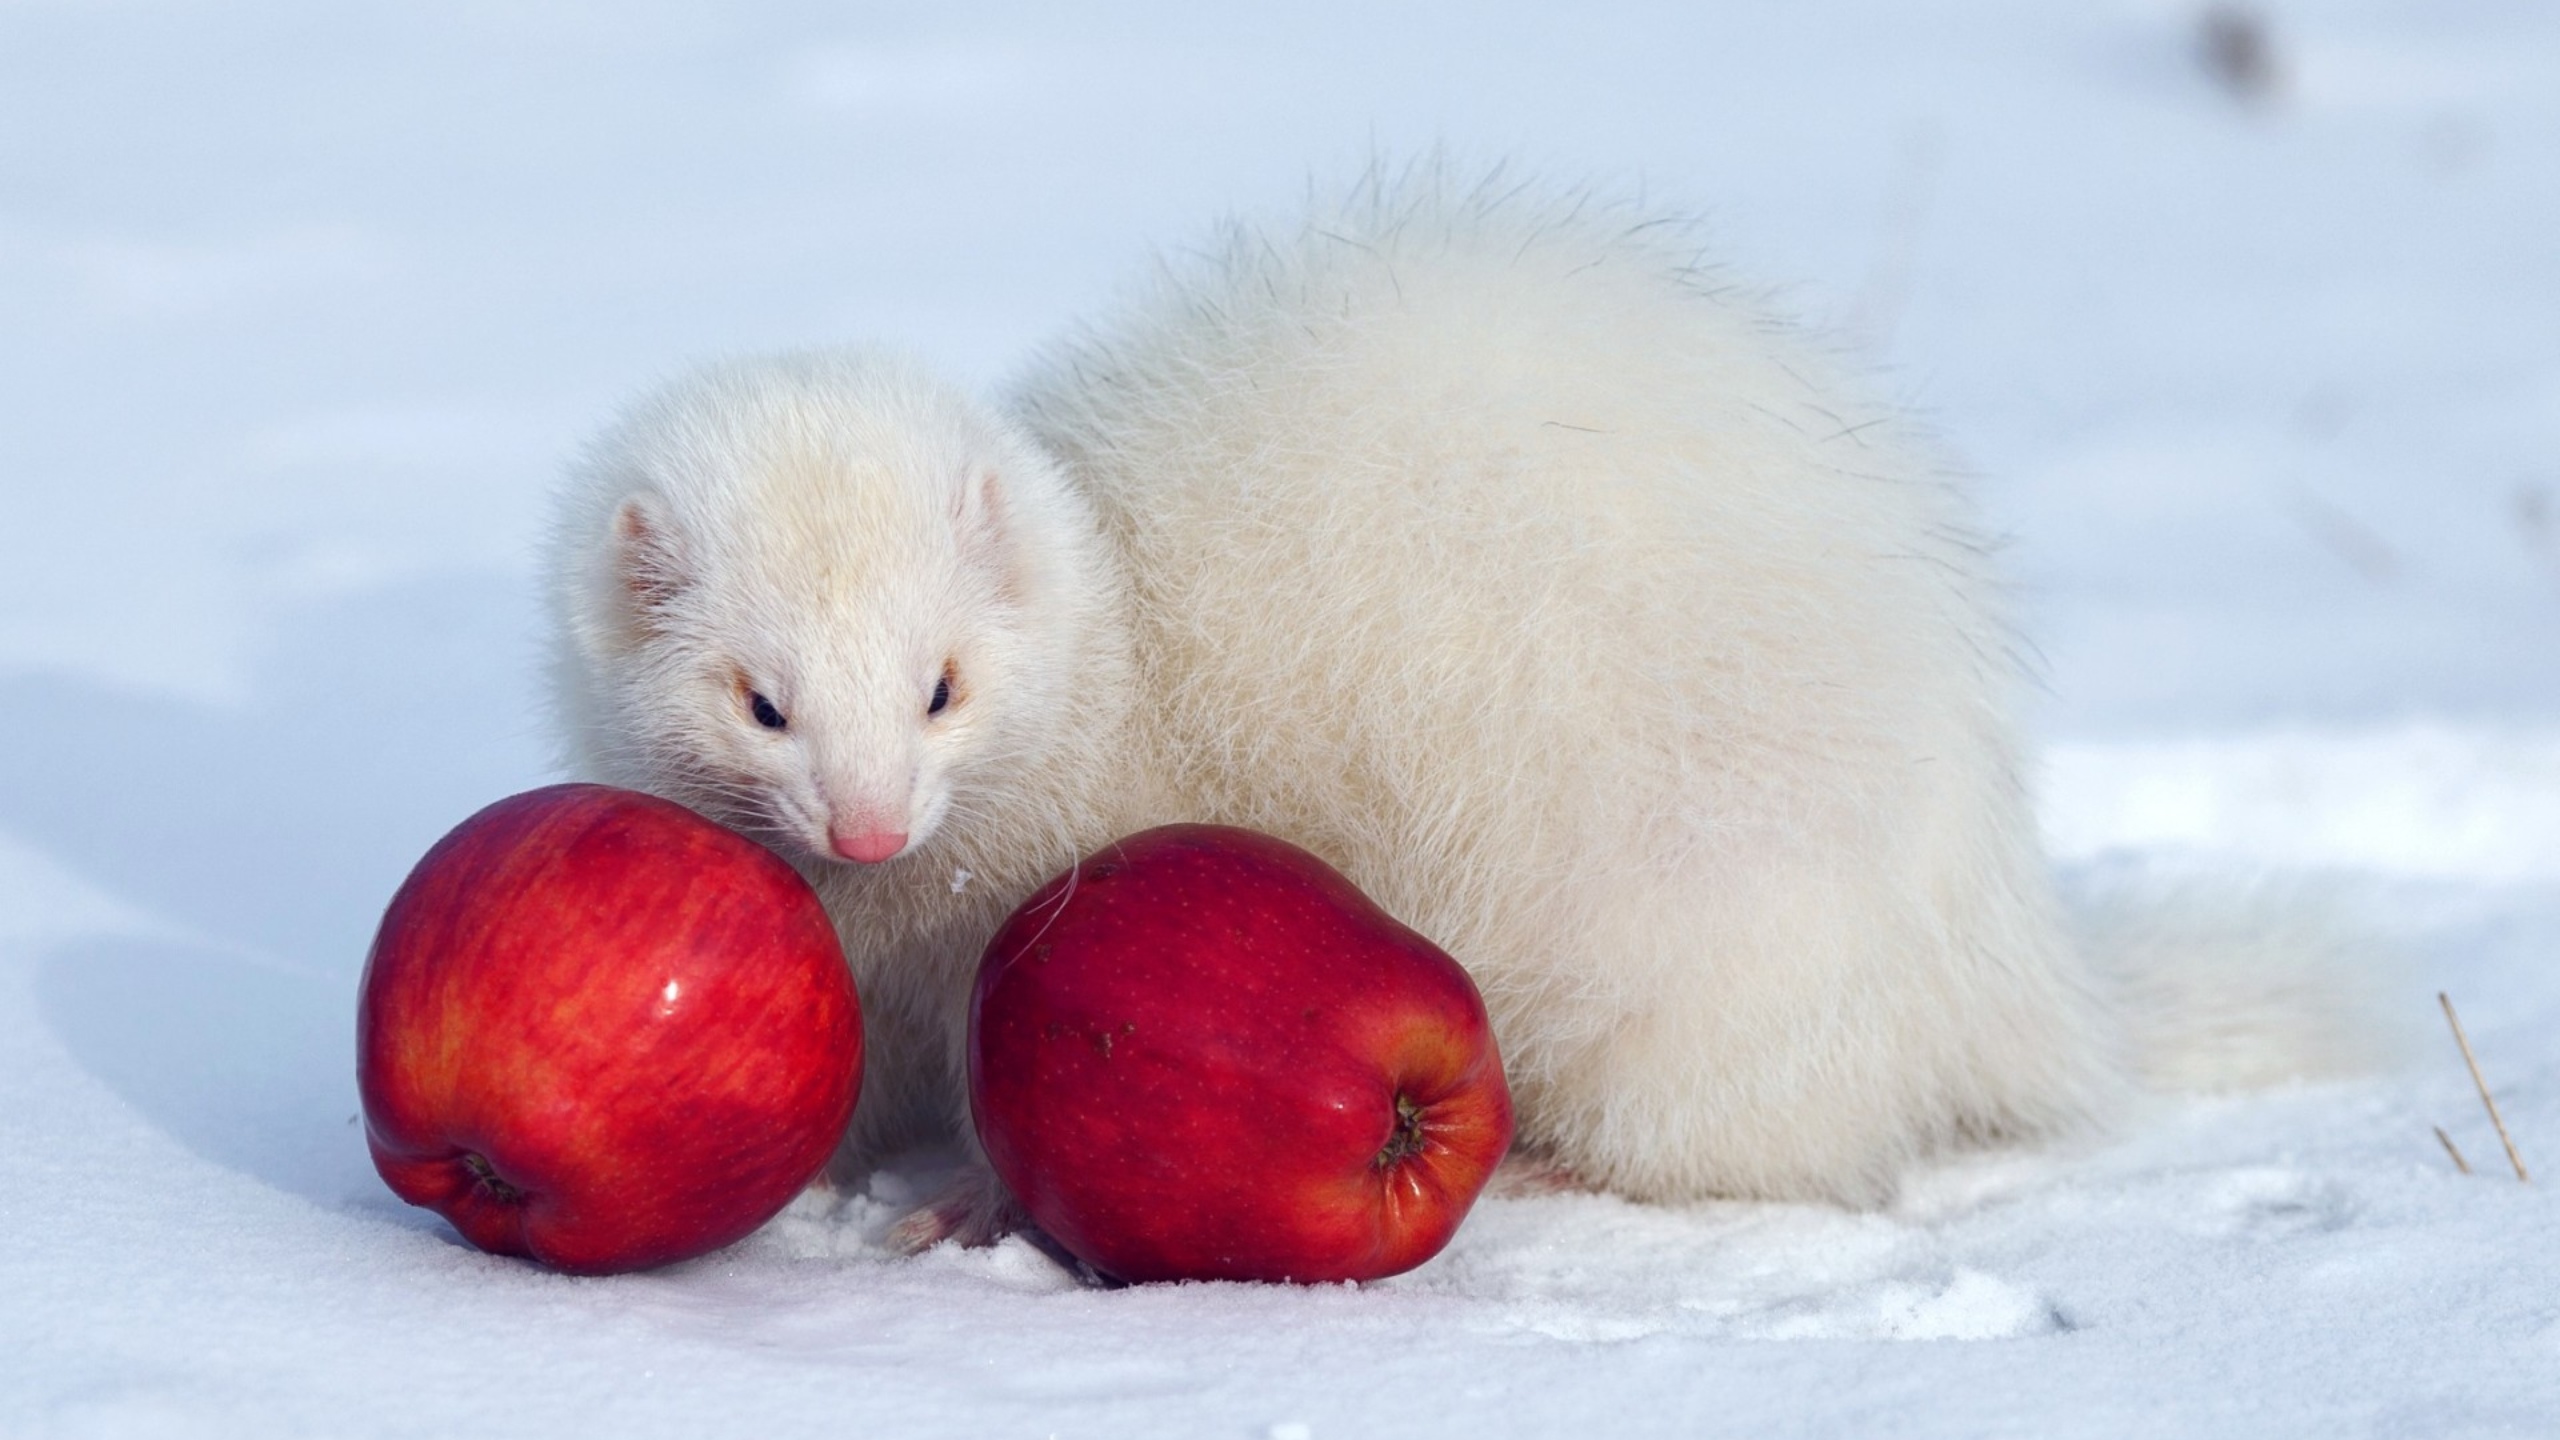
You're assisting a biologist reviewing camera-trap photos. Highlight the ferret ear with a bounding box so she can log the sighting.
[604,492,689,641]
[952,469,1025,603]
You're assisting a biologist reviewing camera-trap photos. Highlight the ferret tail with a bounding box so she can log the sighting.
[2069,876,2414,1093]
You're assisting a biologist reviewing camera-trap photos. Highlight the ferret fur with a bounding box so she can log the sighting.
[547,169,2376,1214]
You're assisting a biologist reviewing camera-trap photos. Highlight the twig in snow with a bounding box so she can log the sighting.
[2433,1125,2473,1176]
[2439,992,2530,1183]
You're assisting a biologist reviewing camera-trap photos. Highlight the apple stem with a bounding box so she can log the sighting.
[462,1152,528,1205]
[1373,1093,1429,1169]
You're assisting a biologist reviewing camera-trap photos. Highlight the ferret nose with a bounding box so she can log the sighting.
[830,828,909,864]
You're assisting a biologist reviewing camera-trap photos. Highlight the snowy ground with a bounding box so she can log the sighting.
[3,2,2555,1436]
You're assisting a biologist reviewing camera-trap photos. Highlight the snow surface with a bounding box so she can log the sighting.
[3,2,2555,1435]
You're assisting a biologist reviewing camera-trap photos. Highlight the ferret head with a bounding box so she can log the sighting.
[549,349,1105,870]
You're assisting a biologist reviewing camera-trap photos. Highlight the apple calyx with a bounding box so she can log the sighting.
[461,1152,527,1205]
[1374,1094,1429,1170]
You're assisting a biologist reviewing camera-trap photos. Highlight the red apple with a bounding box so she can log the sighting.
[358,783,862,1274]
[969,823,1513,1284]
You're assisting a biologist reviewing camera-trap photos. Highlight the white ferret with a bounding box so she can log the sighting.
[547,170,2378,1232]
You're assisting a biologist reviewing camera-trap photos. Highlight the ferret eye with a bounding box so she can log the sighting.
[928,665,955,718]
[748,691,788,731]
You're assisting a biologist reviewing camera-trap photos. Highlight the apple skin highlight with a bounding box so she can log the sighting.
[358,783,863,1275]
[970,823,1514,1285]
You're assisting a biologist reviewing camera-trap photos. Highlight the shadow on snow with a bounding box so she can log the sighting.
[2,570,552,1208]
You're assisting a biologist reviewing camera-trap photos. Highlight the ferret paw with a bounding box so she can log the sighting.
[885,1165,1025,1255]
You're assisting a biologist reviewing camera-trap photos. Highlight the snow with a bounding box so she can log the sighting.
[2047,728,2560,883]
[2,1,2554,1435]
